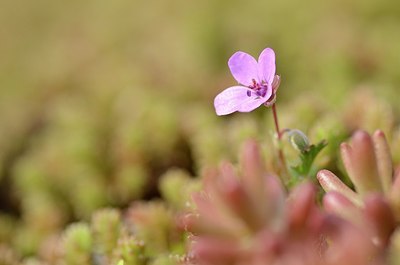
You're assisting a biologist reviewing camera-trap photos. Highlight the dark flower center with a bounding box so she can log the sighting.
[247,79,268,97]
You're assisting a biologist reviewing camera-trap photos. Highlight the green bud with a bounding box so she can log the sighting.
[287,129,310,152]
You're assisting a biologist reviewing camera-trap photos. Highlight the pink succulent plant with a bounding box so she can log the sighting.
[183,140,379,265]
[317,130,400,216]
[317,130,399,249]
[214,48,281,115]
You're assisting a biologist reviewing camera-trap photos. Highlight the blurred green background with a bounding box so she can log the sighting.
[1,0,400,261]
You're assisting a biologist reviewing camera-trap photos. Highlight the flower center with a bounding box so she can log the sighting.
[247,79,268,97]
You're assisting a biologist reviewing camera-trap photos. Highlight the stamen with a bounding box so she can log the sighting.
[252,79,257,87]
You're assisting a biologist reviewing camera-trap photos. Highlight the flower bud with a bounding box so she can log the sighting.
[272,75,281,92]
[287,129,310,152]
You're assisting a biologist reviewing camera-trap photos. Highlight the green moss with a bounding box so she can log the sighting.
[62,223,92,265]
[92,209,121,259]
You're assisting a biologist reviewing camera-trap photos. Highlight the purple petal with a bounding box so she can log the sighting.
[262,85,275,107]
[258,48,276,84]
[228,52,259,86]
[214,86,269,116]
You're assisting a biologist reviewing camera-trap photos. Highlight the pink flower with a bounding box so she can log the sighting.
[214,48,280,116]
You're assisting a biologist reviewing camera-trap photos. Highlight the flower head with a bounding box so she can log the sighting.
[214,48,280,116]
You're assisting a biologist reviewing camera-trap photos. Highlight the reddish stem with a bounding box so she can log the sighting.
[272,104,282,139]
[272,103,287,176]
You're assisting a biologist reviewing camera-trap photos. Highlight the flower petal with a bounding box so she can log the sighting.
[258,48,276,84]
[262,84,275,107]
[228,52,259,86]
[214,86,268,116]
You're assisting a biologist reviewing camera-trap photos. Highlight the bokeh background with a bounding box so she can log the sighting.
[1,0,400,262]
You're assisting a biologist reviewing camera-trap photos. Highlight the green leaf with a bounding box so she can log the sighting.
[290,140,328,180]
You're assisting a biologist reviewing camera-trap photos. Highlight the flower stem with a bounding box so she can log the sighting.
[272,103,287,177]
[272,104,282,139]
